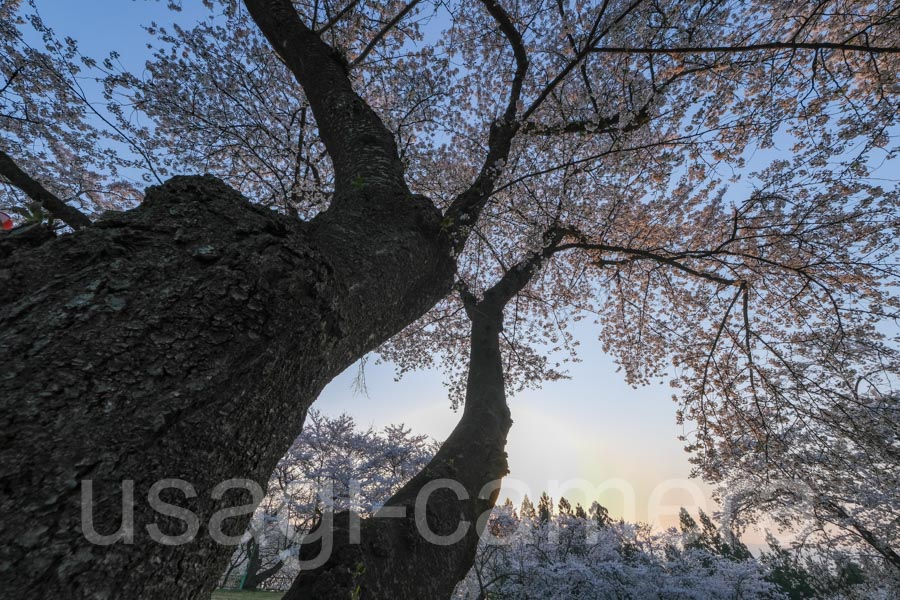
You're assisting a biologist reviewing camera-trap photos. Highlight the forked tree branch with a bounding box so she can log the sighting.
[243,0,407,197]
[520,0,644,123]
[481,228,565,310]
[444,0,529,250]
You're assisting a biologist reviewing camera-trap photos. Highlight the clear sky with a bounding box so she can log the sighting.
[29,0,719,530]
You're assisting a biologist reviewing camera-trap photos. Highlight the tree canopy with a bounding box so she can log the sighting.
[1,0,899,595]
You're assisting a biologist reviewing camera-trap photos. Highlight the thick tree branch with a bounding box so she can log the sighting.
[444,0,529,251]
[285,231,548,599]
[0,149,91,230]
[243,0,407,197]
[481,228,565,310]
[480,0,529,126]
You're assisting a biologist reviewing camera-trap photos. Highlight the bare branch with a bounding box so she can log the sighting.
[314,0,362,35]
[521,0,644,123]
[553,236,740,287]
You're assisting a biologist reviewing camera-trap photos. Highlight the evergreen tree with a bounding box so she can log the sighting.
[761,536,817,599]
[590,501,611,528]
[520,495,537,522]
[538,492,554,525]
[574,503,587,520]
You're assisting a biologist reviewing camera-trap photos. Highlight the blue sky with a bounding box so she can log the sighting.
[29,0,719,527]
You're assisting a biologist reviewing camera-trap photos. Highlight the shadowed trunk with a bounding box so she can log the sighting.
[284,304,511,599]
[1,0,520,595]
[283,245,554,599]
[0,175,455,599]
[243,559,285,590]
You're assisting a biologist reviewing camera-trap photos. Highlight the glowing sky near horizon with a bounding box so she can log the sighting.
[316,320,716,529]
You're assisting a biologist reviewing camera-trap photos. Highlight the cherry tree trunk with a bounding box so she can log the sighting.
[239,538,284,590]
[283,304,513,599]
[0,175,455,599]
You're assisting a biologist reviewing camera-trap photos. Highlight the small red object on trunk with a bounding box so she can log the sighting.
[0,211,13,231]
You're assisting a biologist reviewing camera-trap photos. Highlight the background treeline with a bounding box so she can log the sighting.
[219,412,899,598]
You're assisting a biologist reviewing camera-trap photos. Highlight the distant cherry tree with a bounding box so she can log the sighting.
[455,499,900,599]
[219,410,435,590]
[720,393,900,572]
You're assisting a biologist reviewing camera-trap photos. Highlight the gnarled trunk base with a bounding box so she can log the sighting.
[0,175,453,599]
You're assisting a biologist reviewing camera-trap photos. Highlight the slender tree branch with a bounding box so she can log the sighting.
[0,65,23,95]
[521,61,711,136]
[314,0,361,35]
[348,0,422,69]
[0,149,91,230]
[553,238,739,286]
[520,0,644,123]
[520,113,624,136]
[520,106,651,136]
[590,41,900,55]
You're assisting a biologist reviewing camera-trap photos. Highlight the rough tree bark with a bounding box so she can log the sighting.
[0,19,456,600]
[0,171,454,599]
[0,0,521,597]
[282,244,556,599]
